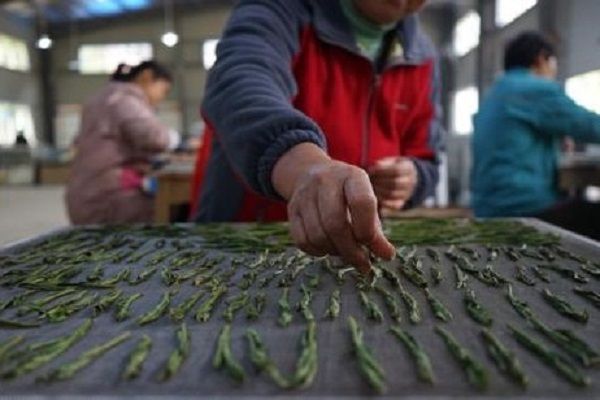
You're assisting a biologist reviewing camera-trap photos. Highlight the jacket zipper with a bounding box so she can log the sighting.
[316,31,413,168]
[361,73,381,168]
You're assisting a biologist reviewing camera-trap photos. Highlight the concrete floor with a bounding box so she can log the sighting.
[0,185,69,247]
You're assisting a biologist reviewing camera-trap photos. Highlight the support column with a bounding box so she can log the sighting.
[173,9,190,137]
[476,0,498,100]
[35,12,55,146]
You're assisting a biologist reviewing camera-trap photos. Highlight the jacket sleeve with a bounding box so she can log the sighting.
[509,85,600,143]
[402,55,445,208]
[117,95,173,153]
[201,0,326,198]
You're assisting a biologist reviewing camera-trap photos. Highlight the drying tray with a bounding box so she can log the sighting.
[0,218,598,400]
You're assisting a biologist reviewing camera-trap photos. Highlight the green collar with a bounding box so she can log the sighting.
[340,0,396,59]
[340,0,396,38]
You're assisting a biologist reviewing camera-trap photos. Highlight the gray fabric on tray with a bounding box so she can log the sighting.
[0,219,598,399]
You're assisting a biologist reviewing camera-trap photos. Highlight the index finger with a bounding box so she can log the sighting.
[368,159,414,178]
[344,171,396,261]
[367,162,400,177]
[316,180,371,273]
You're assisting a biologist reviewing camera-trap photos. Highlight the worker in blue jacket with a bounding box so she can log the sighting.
[471,31,600,237]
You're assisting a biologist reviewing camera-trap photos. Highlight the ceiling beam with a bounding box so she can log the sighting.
[47,0,234,38]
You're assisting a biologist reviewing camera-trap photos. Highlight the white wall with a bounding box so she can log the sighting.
[561,0,600,78]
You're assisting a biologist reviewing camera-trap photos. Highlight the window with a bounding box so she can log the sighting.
[157,101,182,132]
[0,103,35,146]
[566,69,600,114]
[78,43,153,74]
[495,0,537,27]
[55,104,82,149]
[452,86,479,135]
[0,33,30,72]
[453,11,481,57]
[203,39,219,70]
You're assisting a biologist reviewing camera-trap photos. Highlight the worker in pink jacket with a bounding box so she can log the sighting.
[66,61,180,225]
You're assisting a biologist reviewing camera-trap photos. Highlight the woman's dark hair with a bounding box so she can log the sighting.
[504,31,556,71]
[112,60,173,83]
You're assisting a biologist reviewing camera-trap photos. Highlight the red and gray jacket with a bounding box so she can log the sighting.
[191,0,444,222]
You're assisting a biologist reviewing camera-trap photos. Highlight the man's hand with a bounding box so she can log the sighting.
[272,143,395,273]
[368,156,418,211]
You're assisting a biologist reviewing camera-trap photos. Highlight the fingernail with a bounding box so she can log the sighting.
[384,242,396,260]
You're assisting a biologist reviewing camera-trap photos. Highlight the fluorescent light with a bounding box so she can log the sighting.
[161,31,179,48]
[36,34,53,50]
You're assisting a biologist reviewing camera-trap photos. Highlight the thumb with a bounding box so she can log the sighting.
[374,156,401,168]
